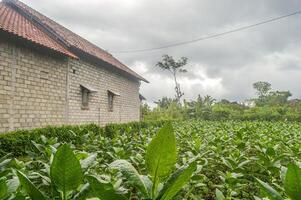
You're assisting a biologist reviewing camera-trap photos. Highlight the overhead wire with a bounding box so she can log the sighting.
[111,10,301,54]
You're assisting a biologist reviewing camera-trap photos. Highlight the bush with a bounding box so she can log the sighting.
[0,120,171,157]
[0,124,102,157]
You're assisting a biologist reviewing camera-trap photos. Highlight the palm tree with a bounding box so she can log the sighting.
[203,95,216,107]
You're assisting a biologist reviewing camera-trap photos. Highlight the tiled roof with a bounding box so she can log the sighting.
[1,0,147,82]
[0,2,77,58]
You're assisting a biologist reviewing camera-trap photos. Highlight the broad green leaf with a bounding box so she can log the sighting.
[80,154,97,170]
[86,175,126,200]
[50,144,83,195]
[7,177,19,194]
[140,175,153,196]
[10,194,27,200]
[255,178,283,200]
[0,178,8,199]
[146,122,177,183]
[73,183,93,200]
[253,196,262,200]
[110,159,150,197]
[16,170,46,200]
[215,189,225,200]
[0,158,11,170]
[284,163,301,200]
[280,166,287,183]
[157,161,197,200]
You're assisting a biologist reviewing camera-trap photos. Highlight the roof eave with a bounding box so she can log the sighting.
[3,0,148,82]
[70,46,149,83]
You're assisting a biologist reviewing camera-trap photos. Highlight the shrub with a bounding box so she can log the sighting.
[0,121,170,157]
[0,124,102,157]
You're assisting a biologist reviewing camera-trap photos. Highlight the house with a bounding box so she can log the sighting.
[0,0,148,133]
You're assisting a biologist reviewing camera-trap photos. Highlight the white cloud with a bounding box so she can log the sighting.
[22,0,301,102]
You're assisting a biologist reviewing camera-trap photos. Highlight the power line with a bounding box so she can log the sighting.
[111,10,301,54]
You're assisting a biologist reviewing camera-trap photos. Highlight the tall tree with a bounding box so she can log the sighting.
[253,81,272,99]
[156,55,188,102]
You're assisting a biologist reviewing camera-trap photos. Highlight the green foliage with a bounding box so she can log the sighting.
[0,124,102,157]
[141,103,151,118]
[253,81,272,100]
[142,81,301,122]
[104,120,169,138]
[284,163,301,200]
[1,120,301,199]
[146,122,177,185]
[16,170,46,200]
[86,175,126,200]
[255,163,301,200]
[143,96,301,122]
[0,121,169,157]
[0,178,8,199]
[50,144,83,199]
[255,178,283,200]
[110,159,150,197]
[111,123,195,200]
[155,97,177,109]
[157,161,197,200]
[215,189,226,200]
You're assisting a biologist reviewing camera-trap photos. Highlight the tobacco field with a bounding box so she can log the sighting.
[1,120,301,200]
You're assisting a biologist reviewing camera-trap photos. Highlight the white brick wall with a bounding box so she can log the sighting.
[0,40,141,133]
[68,59,140,125]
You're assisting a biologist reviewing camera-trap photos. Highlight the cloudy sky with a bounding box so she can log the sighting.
[21,0,301,105]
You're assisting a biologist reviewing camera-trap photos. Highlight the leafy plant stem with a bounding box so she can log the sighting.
[152,157,161,199]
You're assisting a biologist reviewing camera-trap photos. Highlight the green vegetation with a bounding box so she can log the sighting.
[0,122,195,200]
[0,121,169,157]
[142,81,301,122]
[0,120,301,199]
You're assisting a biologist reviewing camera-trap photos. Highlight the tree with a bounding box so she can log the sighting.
[203,95,216,107]
[154,97,175,109]
[140,103,151,119]
[266,90,292,105]
[253,81,272,99]
[156,55,188,102]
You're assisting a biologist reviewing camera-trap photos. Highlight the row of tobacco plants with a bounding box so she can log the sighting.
[1,120,301,199]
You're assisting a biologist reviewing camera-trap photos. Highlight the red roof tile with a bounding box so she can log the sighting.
[0,3,77,58]
[2,0,147,82]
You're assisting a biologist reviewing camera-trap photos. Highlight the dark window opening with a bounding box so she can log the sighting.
[82,88,89,109]
[108,92,114,112]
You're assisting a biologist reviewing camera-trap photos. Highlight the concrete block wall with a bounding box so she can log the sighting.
[0,41,11,133]
[0,40,68,132]
[68,59,141,125]
[0,40,141,133]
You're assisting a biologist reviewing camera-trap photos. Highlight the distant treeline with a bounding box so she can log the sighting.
[142,81,301,121]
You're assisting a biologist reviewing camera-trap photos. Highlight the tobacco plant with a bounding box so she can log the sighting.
[0,120,301,199]
[110,122,197,200]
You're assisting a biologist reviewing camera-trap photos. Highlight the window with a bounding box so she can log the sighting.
[108,91,114,112]
[82,88,89,109]
[107,90,120,112]
[80,84,97,110]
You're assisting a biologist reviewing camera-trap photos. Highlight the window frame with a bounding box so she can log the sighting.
[108,91,114,112]
[81,87,90,110]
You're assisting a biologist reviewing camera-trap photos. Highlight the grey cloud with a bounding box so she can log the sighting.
[22,0,301,102]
